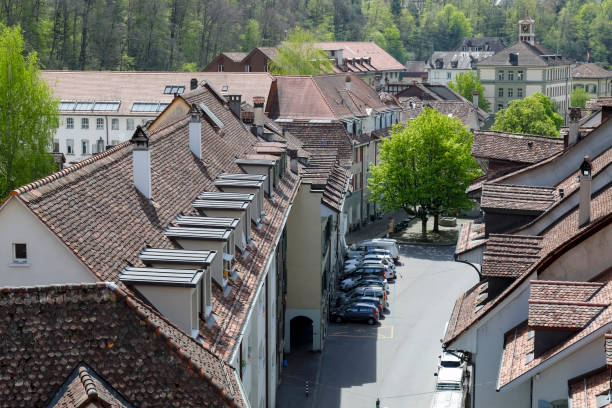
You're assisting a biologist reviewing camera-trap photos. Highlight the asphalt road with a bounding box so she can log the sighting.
[313,244,478,408]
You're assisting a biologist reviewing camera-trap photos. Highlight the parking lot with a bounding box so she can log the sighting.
[312,243,477,408]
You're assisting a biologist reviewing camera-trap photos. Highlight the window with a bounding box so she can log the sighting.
[131,102,168,112]
[517,70,523,80]
[53,139,59,153]
[517,88,523,98]
[66,117,74,129]
[218,64,224,72]
[508,71,514,81]
[163,85,185,94]
[126,118,134,130]
[111,118,119,130]
[81,118,89,129]
[264,64,269,72]
[12,243,27,264]
[92,102,120,111]
[95,138,104,153]
[96,118,104,130]
[446,72,451,80]
[81,140,89,155]
[508,88,513,97]
[498,70,504,80]
[244,65,251,72]
[498,88,504,97]
[66,139,74,155]
[497,104,503,111]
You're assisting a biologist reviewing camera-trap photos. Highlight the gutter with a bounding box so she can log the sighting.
[454,254,482,280]
[498,320,612,392]
[234,367,251,408]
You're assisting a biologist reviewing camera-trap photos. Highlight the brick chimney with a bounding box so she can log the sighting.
[228,95,241,120]
[190,78,198,91]
[189,104,202,160]
[253,96,265,137]
[567,107,581,148]
[131,126,152,200]
[472,90,479,109]
[579,156,592,227]
[336,48,344,66]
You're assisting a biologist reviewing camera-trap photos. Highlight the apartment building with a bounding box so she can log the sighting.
[572,63,612,99]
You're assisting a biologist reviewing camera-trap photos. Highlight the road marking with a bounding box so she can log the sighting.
[329,325,394,339]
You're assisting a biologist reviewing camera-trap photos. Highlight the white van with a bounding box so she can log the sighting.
[431,366,464,408]
[356,239,400,261]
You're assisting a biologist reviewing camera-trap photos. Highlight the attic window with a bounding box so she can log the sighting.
[525,352,534,364]
[527,330,535,340]
[59,101,76,111]
[131,102,169,112]
[596,391,611,408]
[221,85,228,92]
[12,243,27,264]
[74,101,94,111]
[164,85,185,95]
[475,304,484,312]
[92,101,120,111]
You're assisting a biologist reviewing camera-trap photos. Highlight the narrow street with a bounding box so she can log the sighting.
[278,243,477,408]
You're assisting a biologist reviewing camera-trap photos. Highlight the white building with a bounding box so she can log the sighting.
[426,51,494,85]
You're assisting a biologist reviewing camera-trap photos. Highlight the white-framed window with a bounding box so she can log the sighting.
[498,70,504,80]
[498,88,504,97]
[126,118,135,130]
[66,139,74,155]
[508,88,513,97]
[81,118,89,129]
[517,88,523,98]
[81,139,89,155]
[245,65,251,72]
[66,117,74,129]
[508,71,514,81]
[446,72,451,80]
[111,118,119,130]
[12,243,27,264]
[517,71,523,80]
[96,118,104,130]
[218,64,224,72]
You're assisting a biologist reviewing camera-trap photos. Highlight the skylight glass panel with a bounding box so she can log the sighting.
[131,102,157,112]
[75,101,94,111]
[164,85,185,94]
[221,85,228,92]
[59,101,76,111]
[157,103,169,111]
[92,101,120,111]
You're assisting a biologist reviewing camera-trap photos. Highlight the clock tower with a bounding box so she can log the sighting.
[518,14,535,45]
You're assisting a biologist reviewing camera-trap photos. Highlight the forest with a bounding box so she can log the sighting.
[1,0,610,72]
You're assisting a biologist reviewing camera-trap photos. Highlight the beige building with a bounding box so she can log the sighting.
[571,63,612,99]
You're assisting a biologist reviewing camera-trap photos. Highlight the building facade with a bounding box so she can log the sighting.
[477,16,573,117]
[426,51,494,85]
[571,62,612,99]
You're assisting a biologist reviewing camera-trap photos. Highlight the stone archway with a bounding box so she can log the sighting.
[289,315,313,352]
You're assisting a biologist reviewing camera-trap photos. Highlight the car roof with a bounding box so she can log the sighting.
[437,367,463,383]
[350,302,378,309]
[441,352,462,363]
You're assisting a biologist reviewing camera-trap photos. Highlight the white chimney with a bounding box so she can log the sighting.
[189,104,202,159]
[337,48,344,66]
[131,126,152,200]
[472,89,479,109]
[568,107,581,148]
[253,96,265,137]
[579,156,592,227]
[345,75,352,91]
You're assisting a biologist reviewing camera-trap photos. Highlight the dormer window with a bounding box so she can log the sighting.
[12,243,27,264]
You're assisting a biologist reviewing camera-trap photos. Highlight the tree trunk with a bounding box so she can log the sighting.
[78,0,93,70]
[433,213,439,233]
[421,215,427,240]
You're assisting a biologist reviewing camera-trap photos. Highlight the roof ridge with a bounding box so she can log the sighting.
[530,280,605,287]
[78,366,99,399]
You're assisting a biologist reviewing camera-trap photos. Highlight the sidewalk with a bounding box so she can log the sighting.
[276,350,321,408]
[346,210,410,245]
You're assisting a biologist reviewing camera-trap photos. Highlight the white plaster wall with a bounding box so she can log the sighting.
[527,69,543,82]
[479,68,495,81]
[526,84,544,95]
[175,238,226,285]
[0,198,94,286]
[505,119,612,186]
[135,285,197,334]
[532,337,605,405]
[267,261,278,408]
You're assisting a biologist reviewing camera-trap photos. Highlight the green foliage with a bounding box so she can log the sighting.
[0,25,58,199]
[240,19,262,52]
[268,28,334,75]
[491,93,563,138]
[448,72,490,111]
[571,87,589,109]
[368,108,480,235]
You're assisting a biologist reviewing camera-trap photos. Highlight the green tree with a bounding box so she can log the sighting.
[240,19,262,52]
[570,87,589,109]
[368,108,480,239]
[491,93,563,138]
[268,27,334,75]
[448,72,490,111]
[0,25,58,199]
[432,4,472,51]
[383,26,407,64]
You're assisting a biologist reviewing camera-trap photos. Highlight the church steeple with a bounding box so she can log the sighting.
[518,14,535,46]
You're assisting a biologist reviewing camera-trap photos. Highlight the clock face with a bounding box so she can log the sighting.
[522,24,529,33]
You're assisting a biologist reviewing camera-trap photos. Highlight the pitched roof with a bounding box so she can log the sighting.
[572,63,612,79]
[301,149,351,212]
[424,101,478,128]
[404,61,426,73]
[481,235,542,278]
[471,131,564,164]
[9,83,300,364]
[480,183,556,212]
[0,283,243,407]
[478,41,573,67]
[568,367,611,408]
[255,47,278,60]
[454,37,506,53]
[455,219,486,256]
[313,41,406,71]
[427,51,494,70]
[221,52,249,62]
[199,72,274,106]
[279,121,354,167]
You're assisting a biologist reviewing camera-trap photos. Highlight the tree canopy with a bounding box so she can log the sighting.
[268,28,334,75]
[491,93,563,137]
[570,87,589,109]
[368,108,480,238]
[0,25,58,199]
[448,72,490,111]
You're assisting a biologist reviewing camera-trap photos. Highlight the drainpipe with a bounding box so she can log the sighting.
[105,116,109,147]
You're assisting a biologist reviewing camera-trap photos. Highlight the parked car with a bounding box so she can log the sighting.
[361,260,396,279]
[343,265,391,280]
[338,286,388,309]
[330,303,380,324]
[363,254,396,269]
[431,365,465,408]
[438,352,465,370]
[355,239,400,261]
[340,276,388,292]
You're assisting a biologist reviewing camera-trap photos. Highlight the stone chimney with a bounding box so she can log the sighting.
[567,107,581,148]
[190,78,198,91]
[253,96,265,137]
[228,95,241,120]
[345,75,352,91]
[336,49,344,66]
[189,104,202,160]
[472,90,479,109]
[131,126,152,200]
[579,156,592,227]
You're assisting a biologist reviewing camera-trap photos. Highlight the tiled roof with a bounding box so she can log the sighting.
[10,84,300,365]
[454,37,506,53]
[568,367,611,408]
[255,47,278,60]
[607,333,612,367]
[572,63,612,79]
[51,364,131,408]
[528,300,607,330]
[455,220,486,255]
[530,280,604,302]
[404,61,426,73]
[478,41,573,67]
[481,235,542,278]
[424,101,477,128]
[0,283,243,407]
[313,41,406,71]
[279,121,354,167]
[480,183,556,212]
[222,52,249,62]
[200,72,274,107]
[587,97,612,110]
[427,51,494,70]
[472,131,564,164]
[301,149,350,212]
